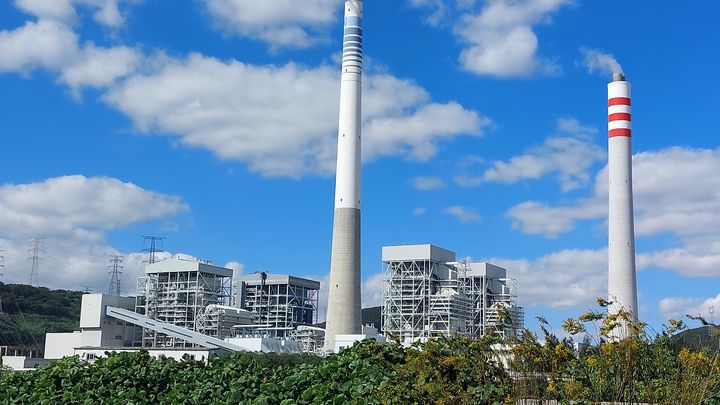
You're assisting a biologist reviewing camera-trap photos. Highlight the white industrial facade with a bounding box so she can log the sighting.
[381,245,523,345]
[135,257,233,348]
[235,273,320,340]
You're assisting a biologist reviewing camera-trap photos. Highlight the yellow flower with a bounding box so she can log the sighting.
[586,356,598,367]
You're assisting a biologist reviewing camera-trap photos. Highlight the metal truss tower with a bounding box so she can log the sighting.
[108,255,124,296]
[141,236,165,264]
[28,237,44,287]
[0,249,5,280]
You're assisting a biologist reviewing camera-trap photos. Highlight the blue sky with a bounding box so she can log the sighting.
[0,0,719,334]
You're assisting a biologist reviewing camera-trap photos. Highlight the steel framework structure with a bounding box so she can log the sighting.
[464,273,524,339]
[382,259,474,344]
[382,246,524,345]
[135,261,231,348]
[235,274,320,339]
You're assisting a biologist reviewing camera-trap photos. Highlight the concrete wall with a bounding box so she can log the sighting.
[79,294,137,348]
[80,294,135,328]
[1,356,50,370]
[44,332,82,360]
[74,348,215,363]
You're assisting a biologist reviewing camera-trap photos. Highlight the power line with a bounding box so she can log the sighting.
[108,255,124,296]
[28,237,44,287]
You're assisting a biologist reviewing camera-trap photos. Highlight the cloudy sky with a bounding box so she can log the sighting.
[0,0,718,331]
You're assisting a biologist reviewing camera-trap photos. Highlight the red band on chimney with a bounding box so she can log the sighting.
[608,97,631,106]
[608,128,632,138]
[608,113,632,122]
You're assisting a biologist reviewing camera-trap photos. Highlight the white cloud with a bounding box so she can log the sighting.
[202,0,342,49]
[507,199,604,238]
[413,207,428,215]
[14,0,77,24]
[224,261,245,276]
[445,205,480,223]
[0,20,141,91]
[659,294,720,321]
[14,0,138,28]
[453,0,571,77]
[362,272,385,309]
[507,147,720,277]
[410,176,445,190]
[0,176,187,293]
[0,175,188,239]
[640,247,720,278]
[581,48,623,76]
[490,248,607,309]
[104,54,488,177]
[409,0,448,26]
[60,44,141,90]
[2,5,485,178]
[456,118,604,191]
[0,20,79,72]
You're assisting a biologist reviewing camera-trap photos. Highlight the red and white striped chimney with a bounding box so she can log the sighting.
[607,72,638,339]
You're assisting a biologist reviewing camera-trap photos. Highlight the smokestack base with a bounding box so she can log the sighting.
[613,72,626,82]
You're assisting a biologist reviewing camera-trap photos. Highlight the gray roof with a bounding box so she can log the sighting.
[382,244,456,263]
[145,258,233,278]
[237,273,320,290]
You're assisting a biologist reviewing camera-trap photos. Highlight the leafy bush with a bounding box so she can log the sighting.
[1,304,718,404]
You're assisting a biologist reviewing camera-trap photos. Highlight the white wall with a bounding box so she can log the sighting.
[74,348,214,363]
[44,332,82,360]
[1,356,51,370]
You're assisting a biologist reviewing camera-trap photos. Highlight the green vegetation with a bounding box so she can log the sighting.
[510,303,720,404]
[0,283,83,349]
[1,307,718,404]
[316,306,382,331]
[0,292,717,404]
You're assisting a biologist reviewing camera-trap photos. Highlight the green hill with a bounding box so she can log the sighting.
[316,306,382,331]
[671,325,720,352]
[0,283,83,352]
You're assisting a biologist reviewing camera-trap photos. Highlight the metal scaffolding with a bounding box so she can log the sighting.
[196,305,255,340]
[382,245,524,345]
[463,267,524,339]
[235,273,320,339]
[135,258,232,348]
[288,325,325,353]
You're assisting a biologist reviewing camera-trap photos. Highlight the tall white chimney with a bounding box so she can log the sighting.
[324,0,363,350]
[607,72,638,339]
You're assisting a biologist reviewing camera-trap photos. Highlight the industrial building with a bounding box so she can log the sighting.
[381,245,524,346]
[29,254,327,369]
[135,257,235,347]
[234,273,321,340]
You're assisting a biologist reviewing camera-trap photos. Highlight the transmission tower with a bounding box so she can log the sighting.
[0,249,5,281]
[141,236,165,264]
[28,237,44,287]
[710,306,716,325]
[108,256,124,295]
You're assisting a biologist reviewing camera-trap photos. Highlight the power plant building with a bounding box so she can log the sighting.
[381,245,523,345]
[235,273,321,339]
[135,257,233,348]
